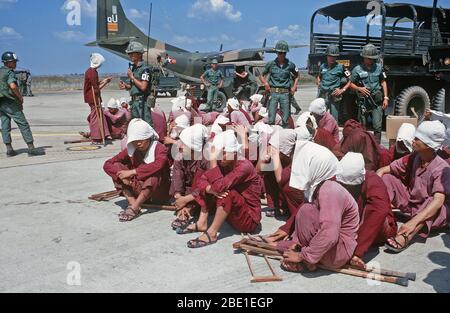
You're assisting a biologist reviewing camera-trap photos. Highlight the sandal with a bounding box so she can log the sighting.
[176,222,200,235]
[187,232,217,249]
[118,207,141,223]
[384,234,410,254]
[171,217,193,230]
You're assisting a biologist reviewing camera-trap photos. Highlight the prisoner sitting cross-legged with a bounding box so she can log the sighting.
[103,119,170,222]
[278,141,360,272]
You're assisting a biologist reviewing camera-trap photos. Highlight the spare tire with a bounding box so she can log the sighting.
[213,91,227,112]
[395,86,430,117]
[431,88,445,113]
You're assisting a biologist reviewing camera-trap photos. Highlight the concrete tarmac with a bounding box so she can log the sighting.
[0,86,449,293]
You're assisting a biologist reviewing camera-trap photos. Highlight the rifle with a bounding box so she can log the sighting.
[356,80,378,115]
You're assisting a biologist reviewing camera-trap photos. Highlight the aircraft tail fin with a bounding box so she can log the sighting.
[93,0,186,52]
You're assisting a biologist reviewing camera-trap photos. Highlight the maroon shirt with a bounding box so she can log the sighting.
[170,159,210,197]
[84,67,100,104]
[195,160,262,223]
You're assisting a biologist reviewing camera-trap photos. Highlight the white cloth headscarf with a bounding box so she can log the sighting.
[107,98,119,109]
[295,125,313,141]
[336,152,366,186]
[179,124,209,152]
[253,121,274,135]
[290,141,342,202]
[430,110,450,147]
[211,115,230,135]
[227,98,240,111]
[269,128,297,157]
[119,97,129,105]
[415,120,446,151]
[259,107,269,118]
[309,98,327,116]
[396,123,416,153]
[296,112,318,130]
[212,130,241,153]
[250,94,263,104]
[126,119,160,164]
[171,96,192,112]
[90,53,105,69]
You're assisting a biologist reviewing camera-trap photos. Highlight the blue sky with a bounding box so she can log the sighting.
[0,0,449,75]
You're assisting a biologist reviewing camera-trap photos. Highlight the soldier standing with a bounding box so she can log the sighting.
[349,44,389,143]
[119,42,153,126]
[201,59,224,112]
[0,52,42,157]
[260,40,299,128]
[317,44,351,124]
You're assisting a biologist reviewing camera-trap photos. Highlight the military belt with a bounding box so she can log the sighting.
[131,95,148,102]
[271,87,290,94]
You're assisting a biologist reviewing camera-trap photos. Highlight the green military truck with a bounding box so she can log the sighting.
[308,0,449,118]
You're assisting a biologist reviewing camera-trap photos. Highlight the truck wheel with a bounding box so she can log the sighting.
[431,88,445,113]
[214,91,227,112]
[395,86,430,117]
[170,90,178,97]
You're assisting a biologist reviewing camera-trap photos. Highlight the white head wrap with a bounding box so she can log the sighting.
[309,98,327,116]
[107,98,119,109]
[211,115,230,135]
[212,130,241,153]
[396,123,416,153]
[259,107,269,118]
[250,94,263,104]
[290,141,342,201]
[295,125,314,141]
[269,129,297,157]
[429,110,450,147]
[126,119,160,164]
[296,112,318,130]
[227,98,240,111]
[90,53,105,69]
[171,96,192,112]
[415,121,446,151]
[336,152,366,186]
[179,124,209,152]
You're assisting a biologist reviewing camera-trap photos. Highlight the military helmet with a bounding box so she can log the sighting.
[211,59,219,65]
[275,40,290,53]
[326,44,340,57]
[126,41,145,54]
[2,51,19,63]
[361,44,379,59]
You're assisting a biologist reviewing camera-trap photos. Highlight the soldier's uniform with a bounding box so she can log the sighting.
[318,44,349,123]
[125,42,153,126]
[0,52,40,157]
[233,68,258,100]
[202,59,224,112]
[263,41,299,128]
[351,44,387,141]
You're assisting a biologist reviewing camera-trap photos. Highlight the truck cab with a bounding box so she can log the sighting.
[308,0,450,117]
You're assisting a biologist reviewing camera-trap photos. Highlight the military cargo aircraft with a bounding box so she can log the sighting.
[87,0,306,84]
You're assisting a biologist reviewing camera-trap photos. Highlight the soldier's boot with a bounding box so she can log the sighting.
[27,143,45,157]
[6,144,17,157]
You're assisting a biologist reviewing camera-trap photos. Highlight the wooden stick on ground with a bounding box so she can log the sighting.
[320,265,409,287]
[141,204,177,212]
[233,238,411,287]
[64,139,93,145]
[358,265,416,282]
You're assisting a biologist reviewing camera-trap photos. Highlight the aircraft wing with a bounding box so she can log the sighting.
[203,45,308,63]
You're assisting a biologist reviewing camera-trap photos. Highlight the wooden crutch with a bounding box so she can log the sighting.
[91,86,106,146]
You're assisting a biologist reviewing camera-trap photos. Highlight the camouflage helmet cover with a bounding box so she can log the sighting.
[275,40,290,53]
[361,44,380,59]
[326,44,340,57]
[126,41,145,54]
